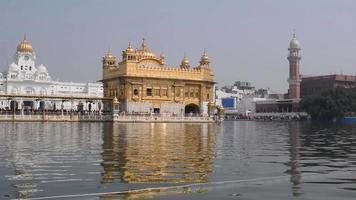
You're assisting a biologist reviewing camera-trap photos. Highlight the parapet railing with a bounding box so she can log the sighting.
[0,112,213,122]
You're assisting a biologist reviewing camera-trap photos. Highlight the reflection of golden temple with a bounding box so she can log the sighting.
[99,188,195,200]
[102,39,215,115]
[101,123,215,184]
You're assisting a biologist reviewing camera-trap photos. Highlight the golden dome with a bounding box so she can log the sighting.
[201,53,209,62]
[182,57,189,65]
[104,51,115,59]
[126,42,135,53]
[17,38,33,53]
[200,51,210,65]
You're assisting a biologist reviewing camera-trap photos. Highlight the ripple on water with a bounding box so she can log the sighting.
[1,122,356,199]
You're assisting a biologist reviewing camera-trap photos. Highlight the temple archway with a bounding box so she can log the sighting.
[185,104,199,114]
[23,101,34,110]
[10,101,18,111]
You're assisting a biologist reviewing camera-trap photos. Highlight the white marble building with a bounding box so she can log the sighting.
[0,37,103,111]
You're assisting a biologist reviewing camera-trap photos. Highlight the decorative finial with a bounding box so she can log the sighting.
[24,33,27,41]
[142,37,146,49]
[107,46,111,53]
[128,42,132,48]
[293,29,296,38]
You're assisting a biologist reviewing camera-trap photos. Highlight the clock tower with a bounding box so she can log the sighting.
[14,35,36,72]
[287,33,301,99]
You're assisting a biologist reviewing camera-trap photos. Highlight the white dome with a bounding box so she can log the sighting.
[8,62,19,72]
[289,36,300,49]
[37,64,48,73]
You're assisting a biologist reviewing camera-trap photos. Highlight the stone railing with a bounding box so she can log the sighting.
[0,113,214,122]
[112,114,213,122]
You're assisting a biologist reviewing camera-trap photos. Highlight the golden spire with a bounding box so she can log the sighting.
[180,53,190,69]
[141,38,149,51]
[104,47,115,58]
[126,42,135,52]
[200,50,210,66]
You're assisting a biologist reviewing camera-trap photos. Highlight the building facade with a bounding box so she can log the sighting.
[0,37,103,111]
[102,39,215,115]
[301,74,356,97]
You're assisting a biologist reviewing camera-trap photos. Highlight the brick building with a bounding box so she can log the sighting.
[301,75,356,97]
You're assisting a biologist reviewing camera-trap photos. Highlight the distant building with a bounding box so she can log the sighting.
[301,74,356,97]
[255,33,302,113]
[287,33,302,99]
[0,37,103,111]
[216,81,272,115]
[255,99,301,113]
[232,81,255,91]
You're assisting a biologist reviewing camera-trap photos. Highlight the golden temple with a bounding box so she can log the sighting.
[102,39,215,115]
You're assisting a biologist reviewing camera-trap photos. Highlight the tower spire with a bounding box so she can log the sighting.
[141,37,146,49]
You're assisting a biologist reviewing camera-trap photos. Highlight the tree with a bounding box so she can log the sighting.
[300,89,356,121]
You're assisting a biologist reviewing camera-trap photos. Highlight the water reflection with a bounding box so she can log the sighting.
[1,122,356,199]
[101,123,215,184]
[286,122,356,196]
[287,122,302,197]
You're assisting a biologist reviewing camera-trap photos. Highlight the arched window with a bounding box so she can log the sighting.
[133,89,139,96]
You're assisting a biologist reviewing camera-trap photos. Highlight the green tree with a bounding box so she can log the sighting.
[300,89,356,121]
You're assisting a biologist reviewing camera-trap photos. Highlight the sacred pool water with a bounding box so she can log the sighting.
[0,121,356,199]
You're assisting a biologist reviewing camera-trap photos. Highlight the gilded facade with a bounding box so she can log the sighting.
[102,39,215,115]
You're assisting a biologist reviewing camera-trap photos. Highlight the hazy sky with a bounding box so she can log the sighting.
[0,0,355,92]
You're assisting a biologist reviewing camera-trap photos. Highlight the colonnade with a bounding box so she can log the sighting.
[0,97,104,112]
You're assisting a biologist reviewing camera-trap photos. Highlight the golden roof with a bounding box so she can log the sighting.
[201,52,209,62]
[126,42,135,53]
[200,51,210,65]
[182,57,189,65]
[17,37,33,53]
[103,51,116,59]
[180,56,190,68]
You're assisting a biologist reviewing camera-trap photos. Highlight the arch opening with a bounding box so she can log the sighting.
[185,104,199,114]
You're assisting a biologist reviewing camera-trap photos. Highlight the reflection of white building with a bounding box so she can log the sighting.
[0,37,103,111]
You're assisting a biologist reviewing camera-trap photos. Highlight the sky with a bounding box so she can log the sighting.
[0,0,355,93]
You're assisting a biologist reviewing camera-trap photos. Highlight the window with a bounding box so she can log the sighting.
[154,89,160,96]
[185,91,189,97]
[29,66,32,70]
[176,89,180,97]
[133,89,138,96]
[21,66,23,70]
[146,88,152,96]
[161,89,167,96]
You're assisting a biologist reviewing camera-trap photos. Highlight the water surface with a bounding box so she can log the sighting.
[0,121,356,199]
